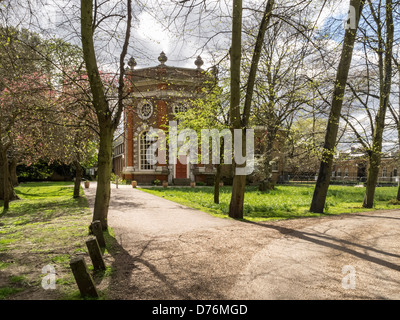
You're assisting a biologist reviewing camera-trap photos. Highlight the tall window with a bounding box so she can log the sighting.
[140,131,156,170]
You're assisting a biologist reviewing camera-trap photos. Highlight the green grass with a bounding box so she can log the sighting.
[141,185,400,221]
[0,181,94,300]
[0,287,24,300]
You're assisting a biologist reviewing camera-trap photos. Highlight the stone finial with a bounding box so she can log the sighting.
[195,56,204,69]
[128,57,137,69]
[158,51,168,65]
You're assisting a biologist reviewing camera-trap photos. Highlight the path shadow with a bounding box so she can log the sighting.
[243,219,400,272]
[102,230,194,300]
[350,213,400,221]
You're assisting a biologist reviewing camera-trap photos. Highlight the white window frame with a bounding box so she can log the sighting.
[138,100,154,120]
[139,131,156,171]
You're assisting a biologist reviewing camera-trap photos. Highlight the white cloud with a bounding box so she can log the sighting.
[314,0,350,29]
[137,12,170,54]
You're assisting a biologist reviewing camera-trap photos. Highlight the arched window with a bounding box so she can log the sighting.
[140,131,156,170]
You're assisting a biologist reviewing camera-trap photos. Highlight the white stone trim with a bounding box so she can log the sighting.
[137,100,154,120]
[131,90,200,99]
[133,124,150,171]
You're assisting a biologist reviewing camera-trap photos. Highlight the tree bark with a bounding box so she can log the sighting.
[242,0,275,126]
[397,179,400,202]
[0,122,18,208]
[396,65,400,201]
[81,0,111,229]
[229,0,274,219]
[0,150,18,208]
[363,0,394,208]
[73,160,83,198]
[81,0,131,230]
[213,163,221,204]
[310,0,365,213]
[92,126,113,229]
[9,157,18,187]
[228,0,244,219]
[2,150,9,210]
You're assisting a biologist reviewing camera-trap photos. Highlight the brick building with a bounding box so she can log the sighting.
[332,148,398,183]
[113,52,217,186]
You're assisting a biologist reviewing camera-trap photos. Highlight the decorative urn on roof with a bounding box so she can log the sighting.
[158,51,168,65]
[128,57,137,69]
[195,56,204,69]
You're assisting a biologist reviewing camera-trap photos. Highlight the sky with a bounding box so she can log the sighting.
[131,0,352,69]
[1,0,354,70]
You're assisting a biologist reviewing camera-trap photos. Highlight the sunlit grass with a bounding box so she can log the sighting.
[141,185,399,221]
[0,182,92,300]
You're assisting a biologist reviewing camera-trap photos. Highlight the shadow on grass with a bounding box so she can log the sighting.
[0,196,89,223]
[14,186,75,199]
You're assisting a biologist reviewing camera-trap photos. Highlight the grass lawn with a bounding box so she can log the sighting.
[0,181,113,300]
[141,184,400,221]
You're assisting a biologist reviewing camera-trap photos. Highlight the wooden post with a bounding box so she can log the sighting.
[91,220,106,248]
[116,175,119,189]
[86,237,106,271]
[70,256,99,298]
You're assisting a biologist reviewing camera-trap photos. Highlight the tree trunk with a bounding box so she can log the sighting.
[229,0,275,219]
[397,179,400,202]
[9,157,18,187]
[92,127,113,229]
[396,66,400,201]
[242,0,275,124]
[2,150,9,210]
[363,152,380,207]
[229,175,247,219]
[363,0,394,208]
[0,150,18,209]
[228,0,244,219]
[213,164,221,204]
[74,160,83,199]
[310,0,365,213]
[81,0,119,230]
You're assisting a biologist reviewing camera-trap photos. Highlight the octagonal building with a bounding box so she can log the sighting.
[113,52,216,186]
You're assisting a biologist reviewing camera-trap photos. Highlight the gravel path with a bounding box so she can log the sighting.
[84,183,400,300]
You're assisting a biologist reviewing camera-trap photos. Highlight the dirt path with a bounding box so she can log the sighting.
[84,183,400,300]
